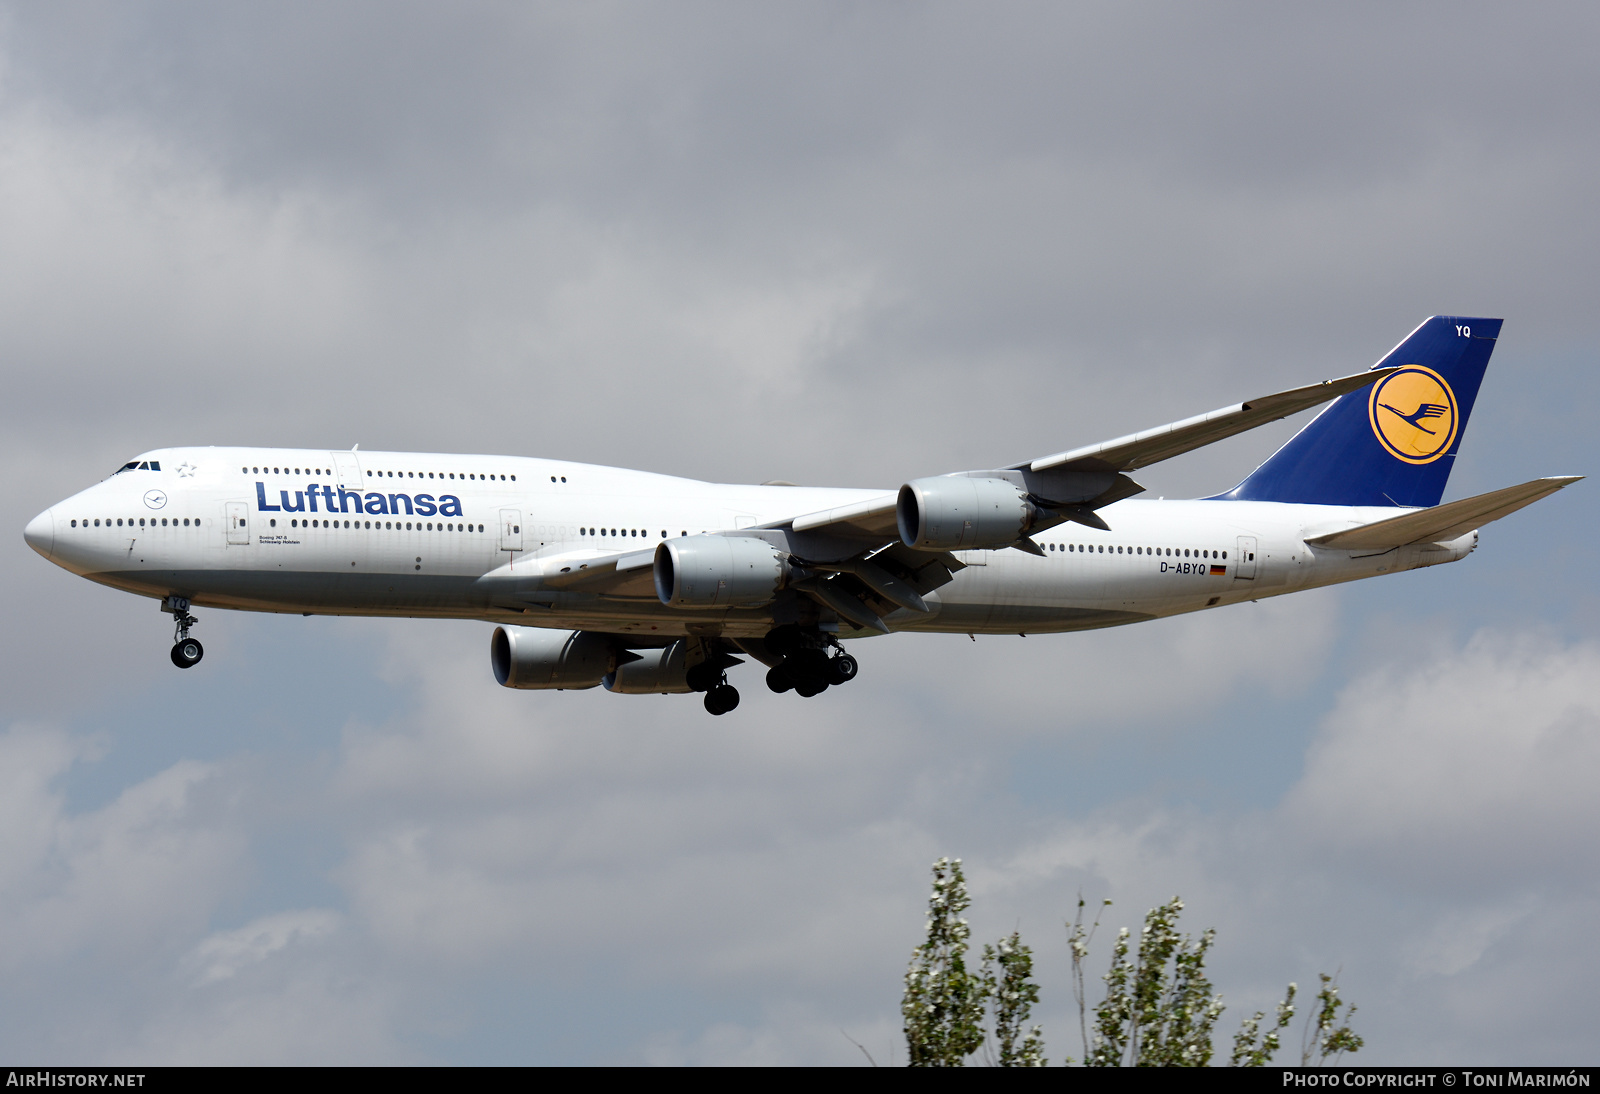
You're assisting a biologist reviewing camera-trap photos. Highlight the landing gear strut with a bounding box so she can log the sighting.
[762,625,859,698]
[162,596,204,669]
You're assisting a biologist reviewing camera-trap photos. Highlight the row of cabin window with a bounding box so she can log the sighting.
[67,517,489,533]
[243,465,513,482]
[1046,543,1226,559]
[580,528,686,539]
[274,519,487,532]
[367,470,512,482]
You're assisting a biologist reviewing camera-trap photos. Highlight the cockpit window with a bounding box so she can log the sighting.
[111,460,160,475]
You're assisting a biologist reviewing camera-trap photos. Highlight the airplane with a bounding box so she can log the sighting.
[23,316,1579,716]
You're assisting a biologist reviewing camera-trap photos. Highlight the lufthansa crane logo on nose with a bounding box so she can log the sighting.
[1368,365,1458,465]
[143,489,168,509]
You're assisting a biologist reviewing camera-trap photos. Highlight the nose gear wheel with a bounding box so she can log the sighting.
[162,596,203,669]
[171,638,204,668]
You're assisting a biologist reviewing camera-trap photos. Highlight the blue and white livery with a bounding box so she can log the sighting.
[24,317,1579,715]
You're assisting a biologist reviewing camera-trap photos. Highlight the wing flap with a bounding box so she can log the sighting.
[788,494,899,538]
[1028,368,1397,473]
[529,547,656,593]
[1306,476,1582,549]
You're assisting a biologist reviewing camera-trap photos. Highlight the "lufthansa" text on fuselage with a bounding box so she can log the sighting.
[255,482,465,517]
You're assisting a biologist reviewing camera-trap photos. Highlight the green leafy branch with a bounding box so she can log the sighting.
[901,859,1364,1068]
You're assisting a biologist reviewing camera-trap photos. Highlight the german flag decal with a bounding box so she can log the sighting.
[1209,565,1227,576]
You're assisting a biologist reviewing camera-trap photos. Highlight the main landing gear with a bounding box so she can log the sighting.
[762,625,858,699]
[162,596,204,669]
[703,683,740,716]
[685,657,741,716]
[678,628,861,715]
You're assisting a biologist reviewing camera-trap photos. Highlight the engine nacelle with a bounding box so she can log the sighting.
[654,535,788,608]
[897,476,1037,551]
[605,640,693,694]
[490,626,612,690]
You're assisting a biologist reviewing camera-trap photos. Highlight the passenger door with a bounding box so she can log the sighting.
[226,502,249,545]
[499,509,523,554]
[331,450,364,490]
[1234,535,1257,580]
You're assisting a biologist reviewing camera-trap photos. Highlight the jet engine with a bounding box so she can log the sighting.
[654,535,789,608]
[604,640,694,694]
[897,476,1039,551]
[490,626,613,690]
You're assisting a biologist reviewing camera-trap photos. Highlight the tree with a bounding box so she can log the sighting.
[1074,897,1225,1065]
[982,933,1046,1067]
[901,857,987,1066]
[901,858,1047,1067]
[1301,973,1363,1066]
[1228,979,1296,1067]
[901,859,1363,1067]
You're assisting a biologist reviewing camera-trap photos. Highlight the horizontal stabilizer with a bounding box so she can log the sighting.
[1306,476,1581,550]
[1027,368,1396,473]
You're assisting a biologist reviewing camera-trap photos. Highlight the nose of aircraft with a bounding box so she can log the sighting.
[24,508,55,559]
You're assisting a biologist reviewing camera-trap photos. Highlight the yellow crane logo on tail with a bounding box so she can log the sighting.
[1368,365,1458,464]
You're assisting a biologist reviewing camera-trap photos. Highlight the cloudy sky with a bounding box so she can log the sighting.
[2,2,1597,1065]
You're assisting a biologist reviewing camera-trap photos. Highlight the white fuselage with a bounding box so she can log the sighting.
[25,446,1475,641]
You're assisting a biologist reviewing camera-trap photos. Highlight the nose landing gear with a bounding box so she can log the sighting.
[162,596,204,669]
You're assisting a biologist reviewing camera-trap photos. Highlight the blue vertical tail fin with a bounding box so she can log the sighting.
[1211,316,1501,508]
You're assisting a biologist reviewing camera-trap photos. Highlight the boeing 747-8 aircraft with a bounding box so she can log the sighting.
[23,317,1579,714]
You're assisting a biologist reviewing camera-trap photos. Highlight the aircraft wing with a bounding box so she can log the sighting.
[1023,368,1397,473]
[758,365,1405,632]
[1305,476,1582,550]
[504,367,1408,629]
[779,367,1399,546]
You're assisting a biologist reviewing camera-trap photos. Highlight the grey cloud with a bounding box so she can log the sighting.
[1,616,1596,1063]
[949,632,1600,1063]
[1,3,1594,496]
[1284,631,1600,889]
[0,0,1596,1064]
